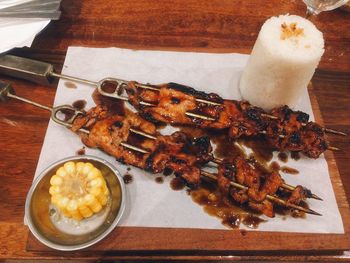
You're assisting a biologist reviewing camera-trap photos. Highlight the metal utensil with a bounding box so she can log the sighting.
[0,0,61,20]
[0,11,61,19]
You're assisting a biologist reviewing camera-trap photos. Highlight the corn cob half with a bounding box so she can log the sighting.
[49,161,110,221]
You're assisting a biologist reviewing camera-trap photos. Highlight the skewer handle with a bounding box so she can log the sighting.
[0,55,54,85]
[0,80,14,102]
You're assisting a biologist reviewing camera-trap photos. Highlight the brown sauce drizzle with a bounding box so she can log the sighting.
[242,214,266,229]
[76,146,85,155]
[269,161,280,172]
[58,100,87,122]
[64,81,77,89]
[72,99,87,111]
[123,174,133,184]
[155,176,164,184]
[211,133,246,161]
[278,152,288,163]
[174,126,246,161]
[190,181,266,229]
[239,137,274,163]
[170,177,186,191]
[92,88,125,115]
[291,151,300,161]
[249,158,300,176]
[173,125,207,138]
[281,166,299,175]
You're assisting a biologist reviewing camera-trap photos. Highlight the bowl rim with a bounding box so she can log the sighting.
[25,155,126,251]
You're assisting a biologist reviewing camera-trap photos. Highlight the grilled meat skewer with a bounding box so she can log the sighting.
[0,55,343,158]
[128,126,322,201]
[215,157,308,217]
[72,105,212,186]
[71,105,319,217]
[124,81,334,158]
[0,82,322,217]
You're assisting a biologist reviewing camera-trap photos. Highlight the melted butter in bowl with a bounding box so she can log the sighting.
[25,155,126,251]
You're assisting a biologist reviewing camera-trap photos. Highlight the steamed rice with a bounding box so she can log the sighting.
[239,14,324,110]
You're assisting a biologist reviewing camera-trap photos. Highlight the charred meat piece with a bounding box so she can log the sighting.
[234,156,261,189]
[125,82,330,158]
[270,106,309,133]
[71,106,212,186]
[262,105,327,158]
[229,101,269,139]
[266,105,309,152]
[267,121,327,158]
[287,185,307,205]
[71,104,110,132]
[216,157,298,218]
[217,162,236,196]
[302,122,328,159]
[125,82,269,136]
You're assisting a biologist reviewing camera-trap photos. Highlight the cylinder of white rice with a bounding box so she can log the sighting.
[239,14,324,110]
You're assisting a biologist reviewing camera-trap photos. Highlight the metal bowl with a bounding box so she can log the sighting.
[25,155,126,251]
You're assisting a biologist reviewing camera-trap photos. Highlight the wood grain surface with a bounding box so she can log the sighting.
[0,0,350,260]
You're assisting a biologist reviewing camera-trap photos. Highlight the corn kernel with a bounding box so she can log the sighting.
[63,161,76,174]
[85,194,102,213]
[49,161,109,221]
[77,198,93,218]
[75,162,85,174]
[50,175,63,186]
[56,167,67,178]
[49,185,60,195]
[67,200,83,221]
[82,163,94,175]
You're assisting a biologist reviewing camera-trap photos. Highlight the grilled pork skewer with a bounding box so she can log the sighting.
[128,127,322,201]
[0,82,321,217]
[71,105,320,217]
[123,81,339,158]
[0,55,343,157]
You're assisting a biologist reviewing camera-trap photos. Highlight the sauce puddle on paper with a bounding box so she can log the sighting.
[190,180,266,230]
[173,126,305,229]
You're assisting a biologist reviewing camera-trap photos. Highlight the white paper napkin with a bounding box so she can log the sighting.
[0,0,53,53]
[33,47,344,234]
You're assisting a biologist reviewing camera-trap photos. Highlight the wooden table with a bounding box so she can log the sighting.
[1,0,349,261]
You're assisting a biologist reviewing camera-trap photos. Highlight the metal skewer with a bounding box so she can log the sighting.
[51,70,347,137]
[0,82,321,216]
[0,55,345,136]
[261,113,347,136]
[0,81,138,152]
[201,171,321,216]
[129,127,323,201]
[121,132,322,215]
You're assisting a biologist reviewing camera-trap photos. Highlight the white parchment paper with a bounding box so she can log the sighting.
[33,47,344,233]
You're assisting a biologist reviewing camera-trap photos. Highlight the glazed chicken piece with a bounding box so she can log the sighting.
[124,82,331,158]
[216,156,308,218]
[71,105,212,186]
[216,157,274,217]
[228,101,269,139]
[265,105,328,158]
[287,185,308,204]
[301,122,328,159]
[71,104,110,132]
[125,82,268,135]
[270,106,309,133]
